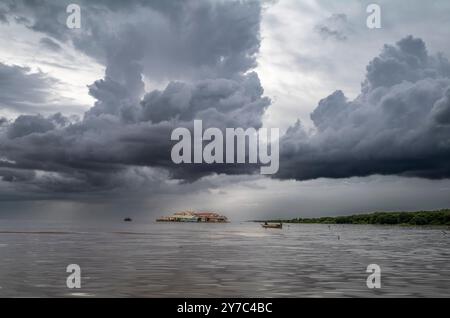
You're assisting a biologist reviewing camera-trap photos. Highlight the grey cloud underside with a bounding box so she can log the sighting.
[279,36,450,180]
[5,0,261,81]
[0,8,7,24]
[0,72,269,191]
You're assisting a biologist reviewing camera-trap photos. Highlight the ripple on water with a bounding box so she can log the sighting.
[0,222,448,297]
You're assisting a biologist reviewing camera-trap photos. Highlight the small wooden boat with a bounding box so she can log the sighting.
[261,223,282,229]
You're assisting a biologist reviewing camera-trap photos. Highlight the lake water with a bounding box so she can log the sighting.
[0,220,449,297]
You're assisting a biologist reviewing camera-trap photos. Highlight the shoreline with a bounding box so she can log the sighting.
[252,209,450,227]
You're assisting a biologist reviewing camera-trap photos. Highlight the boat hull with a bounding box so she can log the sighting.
[261,224,282,229]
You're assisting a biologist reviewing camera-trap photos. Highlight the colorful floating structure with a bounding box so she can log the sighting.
[156,211,228,223]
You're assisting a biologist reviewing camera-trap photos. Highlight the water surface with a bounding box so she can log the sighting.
[0,220,449,297]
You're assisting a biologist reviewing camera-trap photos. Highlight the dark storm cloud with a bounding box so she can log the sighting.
[0,0,268,197]
[0,167,35,183]
[278,36,450,180]
[0,72,268,190]
[6,113,69,138]
[139,73,268,129]
[6,0,261,81]
[2,0,450,202]
[432,88,450,125]
[7,114,55,138]
[0,62,58,113]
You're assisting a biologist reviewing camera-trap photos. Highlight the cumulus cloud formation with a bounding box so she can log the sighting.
[0,0,268,198]
[279,36,450,180]
[3,0,261,81]
[0,0,450,208]
[0,71,269,190]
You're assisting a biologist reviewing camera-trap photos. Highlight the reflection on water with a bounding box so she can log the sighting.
[0,220,449,297]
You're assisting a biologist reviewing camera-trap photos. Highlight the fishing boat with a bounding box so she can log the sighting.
[261,222,282,229]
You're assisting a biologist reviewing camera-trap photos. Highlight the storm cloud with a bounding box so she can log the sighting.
[4,0,262,81]
[279,36,450,180]
[0,0,450,209]
[0,0,268,197]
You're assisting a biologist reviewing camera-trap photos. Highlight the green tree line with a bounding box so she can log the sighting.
[256,209,450,226]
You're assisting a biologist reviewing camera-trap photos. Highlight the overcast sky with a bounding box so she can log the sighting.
[0,0,450,221]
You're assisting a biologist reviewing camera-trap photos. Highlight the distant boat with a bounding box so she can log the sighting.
[123,217,132,222]
[261,223,282,229]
